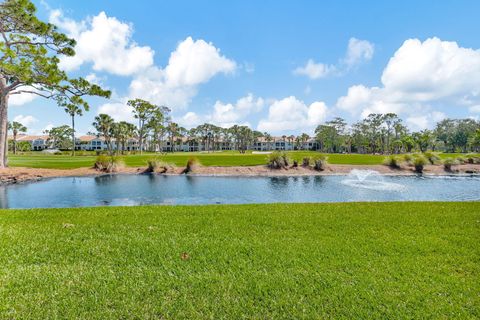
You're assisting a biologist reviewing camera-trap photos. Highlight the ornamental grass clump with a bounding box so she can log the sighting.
[184,157,199,174]
[403,154,414,166]
[413,155,428,173]
[423,151,441,165]
[146,158,173,173]
[94,155,124,173]
[312,154,328,171]
[302,157,310,167]
[267,151,290,169]
[465,153,480,164]
[443,158,458,172]
[456,156,467,164]
[383,155,401,169]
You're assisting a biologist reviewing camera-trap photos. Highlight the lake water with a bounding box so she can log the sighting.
[1,172,479,209]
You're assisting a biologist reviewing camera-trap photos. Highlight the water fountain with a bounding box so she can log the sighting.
[341,169,407,191]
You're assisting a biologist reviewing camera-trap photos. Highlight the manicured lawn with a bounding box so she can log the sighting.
[7,152,478,169]
[0,202,478,318]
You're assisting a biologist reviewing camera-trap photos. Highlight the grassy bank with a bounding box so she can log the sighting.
[7,151,474,169]
[0,202,478,318]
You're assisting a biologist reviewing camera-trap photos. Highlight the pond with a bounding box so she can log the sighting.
[1,170,479,209]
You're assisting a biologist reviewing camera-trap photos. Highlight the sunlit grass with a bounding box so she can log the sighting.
[7,151,479,169]
[0,202,478,318]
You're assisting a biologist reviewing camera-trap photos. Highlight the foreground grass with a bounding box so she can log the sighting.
[0,202,478,319]
[8,151,475,169]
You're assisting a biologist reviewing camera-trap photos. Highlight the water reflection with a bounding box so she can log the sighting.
[0,174,479,209]
[268,176,290,189]
[313,176,325,185]
[94,174,119,185]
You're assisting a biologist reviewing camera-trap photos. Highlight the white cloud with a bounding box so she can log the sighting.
[50,10,154,76]
[293,59,335,80]
[177,93,264,128]
[336,37,480,129]
[49,9,236,112]
[209,93,264,127]
[85,73,105,86]
[13,115,38,127]
[294,37,374,79]
[343,37,375,68]
[381,37,480,101]
[129,37,236,109]
[178,112,203,128]
[406,112,445,131]
[257,96,328,133]
[9,91,37,106]
[97,102,135,123]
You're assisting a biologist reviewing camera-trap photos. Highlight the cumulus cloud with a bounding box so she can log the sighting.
[50,10,154,76]
[97,102,135,123]
[336,37,480,129]
[129,37,237,109]
[9,92,37,106]
[293,59,336,80]
[343,37,375,68]
[13,115,38,127]
[177,93,264,128]
[178,112,203,128]
[257,96,328,133]
[406,112,446,131]
[294,37,374,79]
[208,94,264,127]
[48,9,236,112]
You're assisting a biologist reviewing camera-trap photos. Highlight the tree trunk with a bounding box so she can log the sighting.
[0,92,8,168]
[71,115,75,156]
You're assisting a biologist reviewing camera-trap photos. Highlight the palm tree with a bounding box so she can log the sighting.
[8,121,27,154]
[92,114,114,155]
[299,133,310,150]
[64,104,82,156]
[263,132,272,151]
[112,121,136,154]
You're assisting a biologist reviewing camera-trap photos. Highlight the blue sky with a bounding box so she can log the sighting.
[9,0,480,135]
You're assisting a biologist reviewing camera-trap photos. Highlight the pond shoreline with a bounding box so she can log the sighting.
[1,164,480,185]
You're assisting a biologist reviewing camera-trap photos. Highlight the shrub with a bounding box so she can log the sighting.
[383,155,401,168]
[403,154,414,166]
[312,154,328,171]
[443,158,458,172]
[184,157,199,174]
[465,153,480,164]
[146,158,173,173]
[413,155,428,173]
[94,155,124,173]
[456,156,467,164]
[267,152,290,169]
[423,151,441,164]
[292,160,298,168]
[302,157,310,167]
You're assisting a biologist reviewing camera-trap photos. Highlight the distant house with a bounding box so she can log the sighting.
[8,133,320,152]
[9,135,49,151]
[77,136,140,152]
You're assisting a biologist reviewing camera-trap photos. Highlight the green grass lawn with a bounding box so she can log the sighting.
[8,151,474,169]
[0,202,478,319]
[7,151,479,169]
